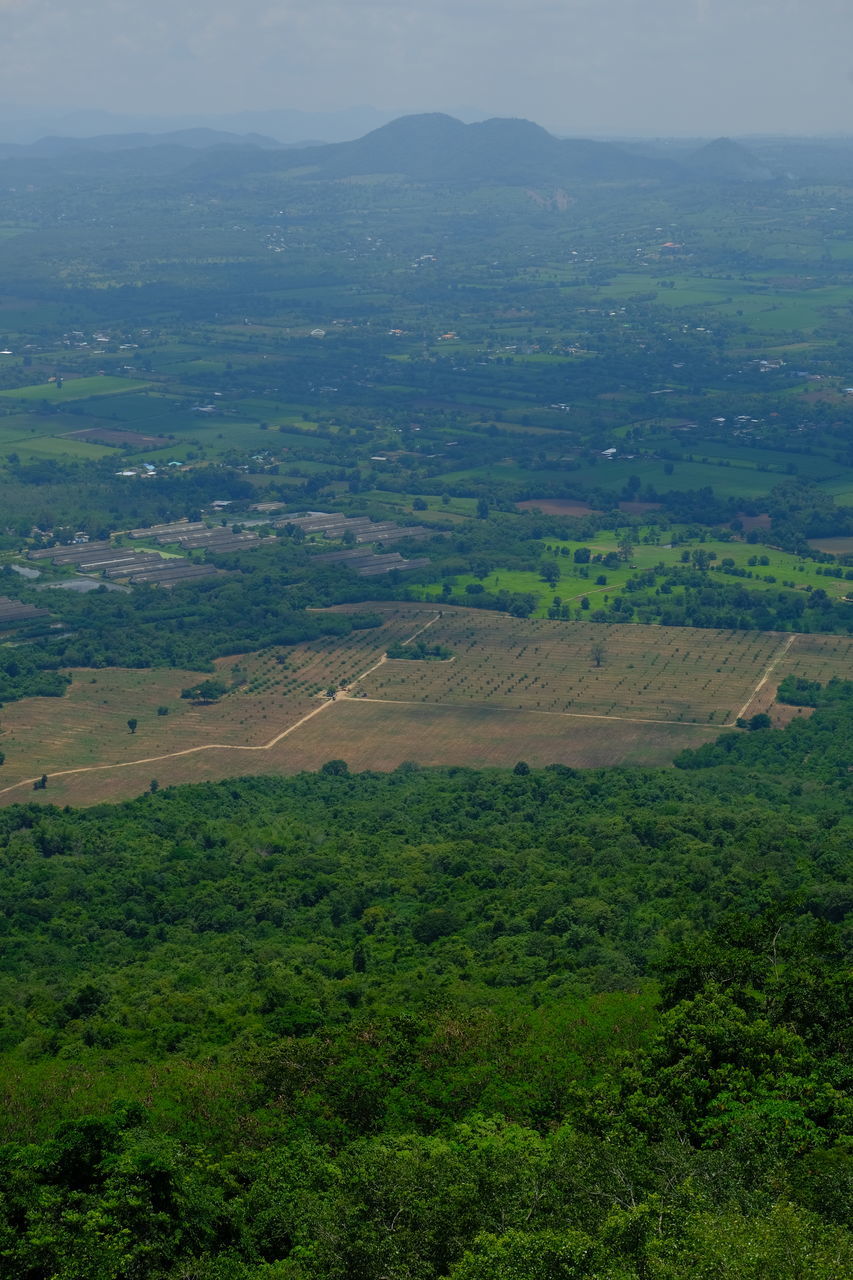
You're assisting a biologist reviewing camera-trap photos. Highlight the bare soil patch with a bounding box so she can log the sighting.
[8,702,718,809]
[357,611,789,727]
[734,512,772,532]
[806,536,853,556]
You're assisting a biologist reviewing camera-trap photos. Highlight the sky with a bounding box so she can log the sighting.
[1,0,852,137]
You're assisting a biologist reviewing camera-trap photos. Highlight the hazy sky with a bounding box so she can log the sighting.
[1,0,852,135]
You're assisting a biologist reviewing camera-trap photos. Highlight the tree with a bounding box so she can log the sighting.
[450,1229,601,1280]
[618,534,635,563]
[591,641,606,668]
[127,718,138,734]
[181,679,228,704]
[149,779,159,793]
[513,760,531,775]
[320,759,349,776]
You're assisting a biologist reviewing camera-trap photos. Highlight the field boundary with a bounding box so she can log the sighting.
[729,633,797,724]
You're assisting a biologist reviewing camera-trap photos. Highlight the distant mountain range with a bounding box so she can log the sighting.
[256,114,682,184]
[0,127,286,161]
[0,112,847,186]
[0,105,486,146]
[177,115,784,186]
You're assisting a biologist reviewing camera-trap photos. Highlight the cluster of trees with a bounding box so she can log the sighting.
[0,646,69,704]
[7,564,383,671]
[0,688,849,1275]
[594,566,853,633]
[776,674,851,707]
[767,479,853,554]
[386,639,453,660]
[0,458,255,540]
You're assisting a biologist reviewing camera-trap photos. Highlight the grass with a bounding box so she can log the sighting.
[595,272,853,334]
[11,436,115,461]
[0,376,150,403]
[421,531,853,617]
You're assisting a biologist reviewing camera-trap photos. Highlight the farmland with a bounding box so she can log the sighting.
[0,375,150,403]
[0,147,852,807]
[3,605,849,807]
[0,609,424,786]
[357,610,789,725]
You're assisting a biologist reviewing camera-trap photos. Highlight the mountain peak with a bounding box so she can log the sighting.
[687,136,774,181]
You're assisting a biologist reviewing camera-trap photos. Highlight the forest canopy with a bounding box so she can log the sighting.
[0,686,850,1278]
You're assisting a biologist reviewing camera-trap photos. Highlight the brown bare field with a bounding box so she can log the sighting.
[735,513,772,532]
[734,632,853,723]
[2,604,850,809]
[0,610,427,798]
[268,702,719,770]
[6,702,721,809]
[806,536,853,555]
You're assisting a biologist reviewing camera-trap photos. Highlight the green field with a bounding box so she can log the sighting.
[0,415,116,461]
[420,529,852,617]
[0,376,150,403]
[596,272,853,333]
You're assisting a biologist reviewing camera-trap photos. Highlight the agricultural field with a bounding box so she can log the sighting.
[0,414,117,461]
[357,610,789,725]
[0,375,150,403]
[0,610,429,800]
[774,631,853,686]
[596,271,853,334]
[808,536,853,556]
[0,701,723,809]
[5,604,845,809]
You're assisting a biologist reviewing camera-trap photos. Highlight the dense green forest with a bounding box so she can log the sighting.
[0,686,850,1277]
